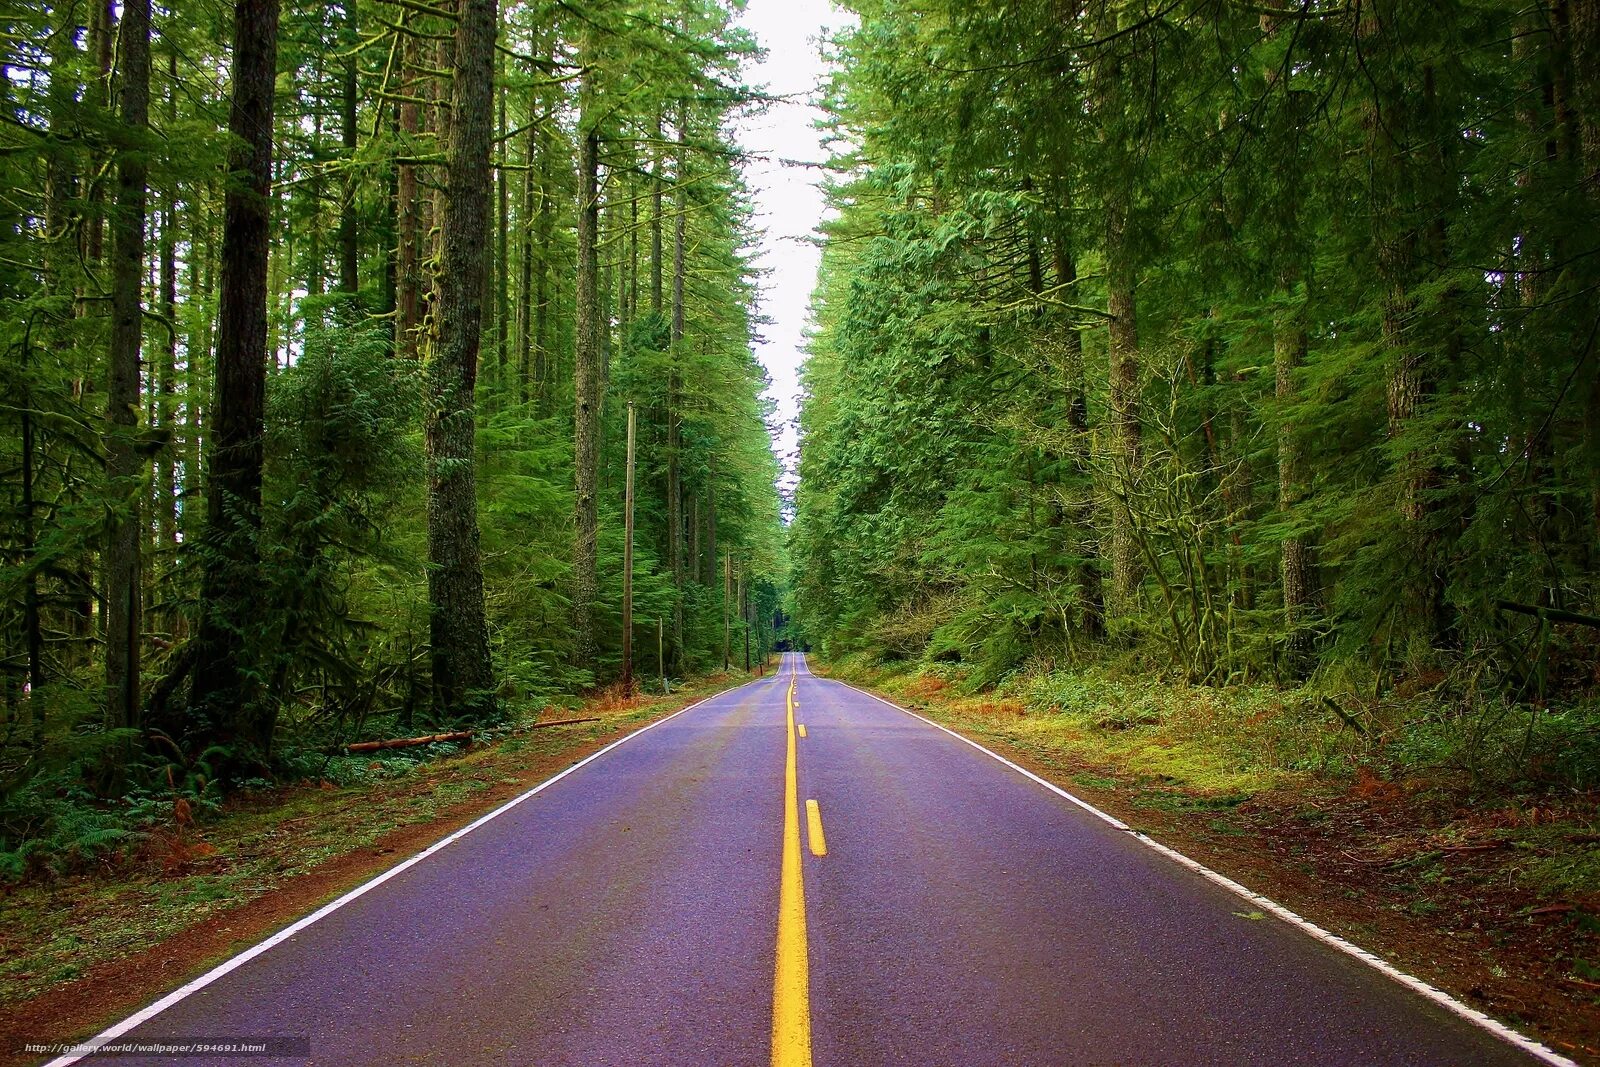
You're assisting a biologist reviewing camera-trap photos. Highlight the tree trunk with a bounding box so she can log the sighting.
[533,127,554,414]
[104,0,151,734]
[1092,1,1142,622]
[1275,295,1311,624]
[426,0,498,720]
[1574,0,1600,193]
[705,464,718,587]
[20,340,46,711]
[651,114,664,315]
[184,195,214,551]
[627,164,639,328]
[1106,201,1141,618]
[1259,7,1314,634]
[572,115,603,670]
[1365,5,1447,648]
[158,51,179,579]
[338,0,358,298]
[395,34,421,357]
[517,72,538,405]
[189,0,281,767]
[667,112,687,671]
[424,35,448,334]
[1570,0,1600,541]
[306,58,326,306]
[83,0,114,276]
[494,48,509,402]
[1052,241,1102,639]
[689,492,700,585]
[622,402,637,694]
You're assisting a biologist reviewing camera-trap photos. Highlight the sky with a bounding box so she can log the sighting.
[732,0,853,503]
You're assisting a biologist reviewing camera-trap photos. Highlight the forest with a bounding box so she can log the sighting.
[0,0,786,872]
[793,0,1600,794]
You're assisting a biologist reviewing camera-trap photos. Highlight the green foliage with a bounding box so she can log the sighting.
[0,0,785,869]
[0,688,223,881]
[792,0,1600,793]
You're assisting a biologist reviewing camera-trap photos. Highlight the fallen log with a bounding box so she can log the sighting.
[1494,600,1600,629]
[530,716,601,729]
[343,731,473,753]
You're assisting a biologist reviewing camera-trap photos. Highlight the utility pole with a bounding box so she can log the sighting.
[722,554,731,672]
[621,400,636,696]
[739,560,750,672]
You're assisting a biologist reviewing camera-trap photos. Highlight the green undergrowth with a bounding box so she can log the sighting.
[823,653,1326,799]
[0,672,746,1007]
[822,652,1600,801]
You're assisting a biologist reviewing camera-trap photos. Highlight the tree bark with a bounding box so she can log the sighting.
[1573,0,1600,194]
[1260,6,1315,633]
[494,48,509,401]
[1092,1,1142,622]
[426,0,498,720]
[1570,0,1600,540]
[572,114,603,670]
[704,462,718,587]
[667,111,688,671]
[517,66,538,405]
[1106,201,1142,618]
[533,124,554,414]
[189,0,281,766]
[651,114,664,315]
[1365,4,1447,647]
[1275,294,1311,623]
[104,0,151,734]
[338,0,358,298]
[1052,240,1102,639]
[158,50,179,577]
[395,34,421,357]
[622,401,637,694]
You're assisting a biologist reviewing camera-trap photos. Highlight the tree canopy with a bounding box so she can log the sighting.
[0,0,786,857]
[793,0,1600,706]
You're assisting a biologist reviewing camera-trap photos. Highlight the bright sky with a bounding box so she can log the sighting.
[733,0,853,505]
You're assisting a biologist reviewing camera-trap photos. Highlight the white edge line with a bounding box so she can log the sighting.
[42,683,756,1067]
[824,674,1581,1067]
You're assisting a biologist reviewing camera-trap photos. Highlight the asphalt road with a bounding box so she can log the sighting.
[59,653,1561,1066]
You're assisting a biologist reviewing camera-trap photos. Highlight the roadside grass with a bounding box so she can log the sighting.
[830,654,1317,800]
[0,673,745,1008]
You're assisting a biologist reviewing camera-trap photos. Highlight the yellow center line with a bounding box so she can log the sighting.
[771,672,812,1067]
[805,799,827,857]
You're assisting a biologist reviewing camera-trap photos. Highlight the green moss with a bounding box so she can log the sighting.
[1524,847,1600,898]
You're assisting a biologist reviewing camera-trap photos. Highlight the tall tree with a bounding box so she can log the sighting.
[188,0,283,764]
[425,0,498,719]
[104,0,152,733]
[572,112,603,669]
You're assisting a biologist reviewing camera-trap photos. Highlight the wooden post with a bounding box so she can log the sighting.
[722,554,731,672]
[739,560,750,672]
[622,400,636,695]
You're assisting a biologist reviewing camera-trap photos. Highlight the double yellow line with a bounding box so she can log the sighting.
[772,659,812,1067]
